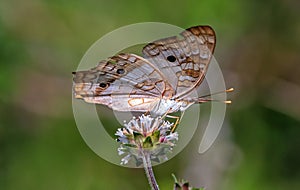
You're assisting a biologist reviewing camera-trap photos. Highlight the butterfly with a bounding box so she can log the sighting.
[72,25,231,118]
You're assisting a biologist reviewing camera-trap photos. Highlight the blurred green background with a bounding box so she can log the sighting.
[1,0,300,189]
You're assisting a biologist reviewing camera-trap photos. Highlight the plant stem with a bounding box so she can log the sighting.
[142,151,159,190]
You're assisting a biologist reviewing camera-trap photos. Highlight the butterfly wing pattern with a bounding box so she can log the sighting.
[142,25,216,100]
[73,26,216,115]
[73,53,174,112]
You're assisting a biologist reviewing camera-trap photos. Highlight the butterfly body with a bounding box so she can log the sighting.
[150,98,193,116]
[73,26,216,116]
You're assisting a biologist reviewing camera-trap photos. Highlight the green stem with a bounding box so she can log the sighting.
[142,151,159,190]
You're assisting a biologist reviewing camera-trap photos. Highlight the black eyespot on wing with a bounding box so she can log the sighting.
[167,55,176,62]
[116,68,125,74]
[99,83,107,88]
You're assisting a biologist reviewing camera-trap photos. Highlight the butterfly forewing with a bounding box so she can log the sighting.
[142,25,216,99]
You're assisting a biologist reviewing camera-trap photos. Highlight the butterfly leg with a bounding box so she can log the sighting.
[165,114,180,132]
[166,111,185,132]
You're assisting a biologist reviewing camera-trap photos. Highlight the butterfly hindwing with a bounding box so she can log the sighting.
[73,53,174,111]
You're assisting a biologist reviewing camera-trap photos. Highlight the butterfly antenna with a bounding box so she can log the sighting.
[199,98,232,104]
[199,87,234,98]
[198,88,234,104]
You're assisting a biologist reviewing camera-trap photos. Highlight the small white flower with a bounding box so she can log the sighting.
[115,114,178,166]
[120,154,131,165]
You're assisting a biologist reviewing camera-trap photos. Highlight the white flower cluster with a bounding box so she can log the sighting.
[115,114,178,166]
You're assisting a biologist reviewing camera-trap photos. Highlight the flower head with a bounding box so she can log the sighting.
[115,114,178,166]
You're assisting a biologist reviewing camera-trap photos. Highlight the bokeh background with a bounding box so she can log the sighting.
[1,0,300,189]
